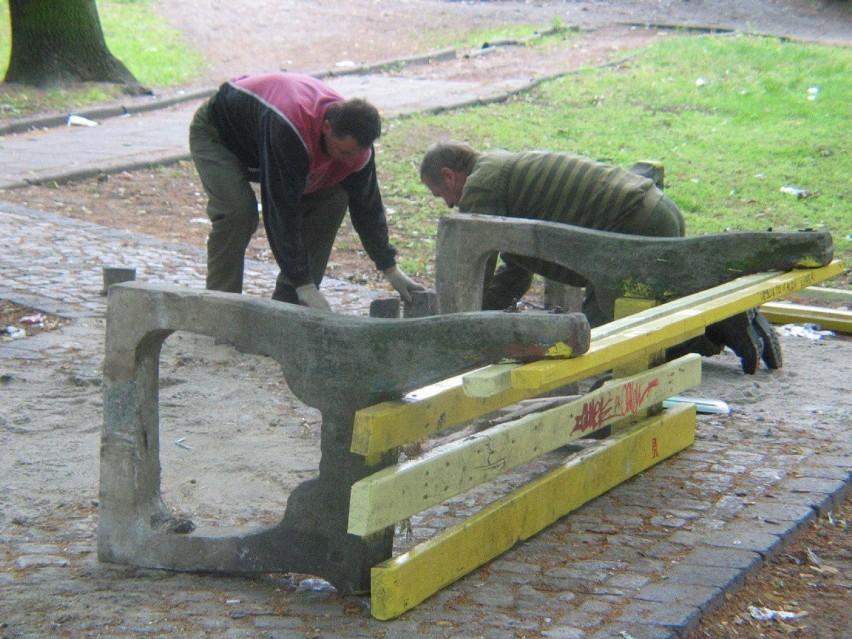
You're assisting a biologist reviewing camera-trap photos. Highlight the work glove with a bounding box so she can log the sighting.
[295,283,332,312]
[383,266,425,303]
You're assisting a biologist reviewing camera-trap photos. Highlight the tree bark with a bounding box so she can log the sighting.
[4,0,146,91]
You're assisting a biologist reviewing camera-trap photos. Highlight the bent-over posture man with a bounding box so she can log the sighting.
[420,140,780,374]
[190,72,422,311]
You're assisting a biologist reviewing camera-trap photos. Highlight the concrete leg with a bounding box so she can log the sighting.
[98,283,590,592]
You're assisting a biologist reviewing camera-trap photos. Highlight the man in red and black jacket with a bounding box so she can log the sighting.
[190,72,422,311]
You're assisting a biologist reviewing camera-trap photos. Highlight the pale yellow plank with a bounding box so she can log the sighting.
[349,355,701,537]
[369,403,697,620]
[614,296,659,318]
[351,383,533,456]
[459,274,778,400]
[761,301,852,334]
[591,271,783,340]
[795,286,852,304]
[458,362,518,398]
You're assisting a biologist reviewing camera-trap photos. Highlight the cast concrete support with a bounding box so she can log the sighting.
[435,213,834,318]
[98,283,590,593]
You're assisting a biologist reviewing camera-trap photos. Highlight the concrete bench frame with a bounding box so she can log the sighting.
[97,284,589,593]
[435,212,834,318]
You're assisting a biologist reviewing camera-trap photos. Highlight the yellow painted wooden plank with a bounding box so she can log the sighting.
[370,403,697,620]
[351,383,534,456]
[461,274,778,401]
[461,317,703,399]
[514,262,843,392]
[761,302,852,334]
[461,274,793,400]
[349,355,700,537]
[614,296,659,318]
[353,262,843,452]
[453,362,518,399]
[592,271,783,339]
[795,286,852,304]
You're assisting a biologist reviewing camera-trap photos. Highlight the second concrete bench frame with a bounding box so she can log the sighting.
[435,212,834,317]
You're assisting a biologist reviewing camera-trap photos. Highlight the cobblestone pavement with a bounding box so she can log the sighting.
[1,197,850,638]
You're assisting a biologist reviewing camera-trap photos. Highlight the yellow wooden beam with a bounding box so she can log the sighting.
[513,262,843,392]
[460,273,778,399]
[794,285,852,304]
[614,296,659,318]
[352,261,843,455]
[349,355,701,537]
[456,362,518,397]
[761,301,852,334]
[369,403,697,620]
[351,382,535,457]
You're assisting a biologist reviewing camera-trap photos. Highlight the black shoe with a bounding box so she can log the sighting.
[666,334,725,362]
[706,312,760,375]
[752,310,783,369]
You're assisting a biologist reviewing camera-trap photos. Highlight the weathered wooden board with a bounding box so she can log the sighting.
[349,355,700,537]
[351,375,536,457]
[369,403,697,620]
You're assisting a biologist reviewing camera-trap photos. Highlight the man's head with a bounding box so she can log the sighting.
[419,141,481,207]
[322,98,381,165]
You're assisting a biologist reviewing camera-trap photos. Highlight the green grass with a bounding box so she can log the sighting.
[375,35,851,283]
[0,0,203,116]
[100,0,203,86]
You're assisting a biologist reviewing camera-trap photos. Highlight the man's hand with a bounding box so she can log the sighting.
[383,266,425,303]
[296,283,332,312]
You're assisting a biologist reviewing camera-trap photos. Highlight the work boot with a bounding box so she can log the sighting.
[665,334,724,362]
[706,311,761,374]
[752,310,783,369]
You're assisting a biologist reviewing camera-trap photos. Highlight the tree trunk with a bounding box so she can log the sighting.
[4,0,146,91]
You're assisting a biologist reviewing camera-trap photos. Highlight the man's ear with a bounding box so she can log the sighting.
[441,166,457,186]
[321,120,333,137]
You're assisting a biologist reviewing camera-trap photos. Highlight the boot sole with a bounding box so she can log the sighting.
[753,311,783,369]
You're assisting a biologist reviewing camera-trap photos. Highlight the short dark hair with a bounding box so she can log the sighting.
[325,98,381,148]
[420,141,481,183]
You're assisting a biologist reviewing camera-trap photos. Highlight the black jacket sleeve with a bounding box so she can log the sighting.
[341,151,398,272]
[257,114,314,287]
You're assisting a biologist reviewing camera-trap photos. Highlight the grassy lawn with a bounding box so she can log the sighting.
[374,35,850,283]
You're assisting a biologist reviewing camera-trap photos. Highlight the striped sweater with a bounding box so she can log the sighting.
[458,150,658,232]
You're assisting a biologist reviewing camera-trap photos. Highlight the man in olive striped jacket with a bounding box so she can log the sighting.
[420,140,780,375]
